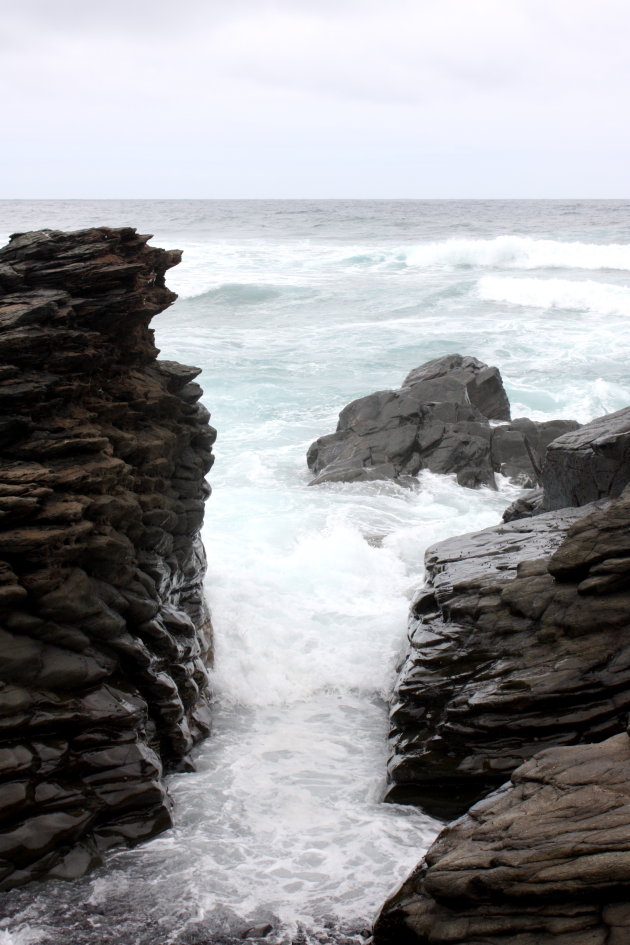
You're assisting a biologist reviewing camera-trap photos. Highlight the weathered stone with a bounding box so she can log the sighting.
[385,487,630,819]
[375,733,630,945]
[0,227,214,888]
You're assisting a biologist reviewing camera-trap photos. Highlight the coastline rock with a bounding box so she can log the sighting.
[307,354,577,489]
[542,405,630,510]
[374,731,630,945]
[385,486,630,819]
[0,228,214,888]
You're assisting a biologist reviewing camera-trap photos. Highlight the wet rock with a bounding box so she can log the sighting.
[385,487,630,819]
[374,732,630,945]
[307,354,576,489]
[542,405,630,510]
[0,227,214,888]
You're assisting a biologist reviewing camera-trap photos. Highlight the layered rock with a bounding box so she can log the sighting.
[306,354,577,489]
[375,731,630,945]
[386,486,630,819]
[0,228,214,888]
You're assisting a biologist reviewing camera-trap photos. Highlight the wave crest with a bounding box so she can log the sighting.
[477,276,630,315]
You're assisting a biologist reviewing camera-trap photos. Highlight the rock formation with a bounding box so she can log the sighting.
[375,731,630,945]
[376,400,630,943]
[503,405,630,521]
[0,227,214,889]
[384,494,630,818]
[306,354,577,489]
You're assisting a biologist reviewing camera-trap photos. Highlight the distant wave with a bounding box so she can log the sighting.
[403,236,630,271]
[477,276,630,315]
[336,236,630,272]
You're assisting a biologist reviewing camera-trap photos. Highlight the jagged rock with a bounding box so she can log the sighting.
[0,227,215,889]
[307,354,576,490]
[542,405,630,510]
[385,486,630,819]
[502,486,544,521]
[374,731,630,945]
[491,418,580,487]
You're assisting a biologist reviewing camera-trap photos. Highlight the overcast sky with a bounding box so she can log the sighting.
[2,0,629,198]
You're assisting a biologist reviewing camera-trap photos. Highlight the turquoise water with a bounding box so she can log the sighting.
[1,200,630,943]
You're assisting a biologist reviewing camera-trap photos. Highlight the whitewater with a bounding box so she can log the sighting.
[1,200,630,944]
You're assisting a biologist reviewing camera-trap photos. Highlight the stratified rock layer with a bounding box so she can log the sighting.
[386,486,630,819]
[306,354,577,489]
[375,732,630,945]
[0,228,214,888]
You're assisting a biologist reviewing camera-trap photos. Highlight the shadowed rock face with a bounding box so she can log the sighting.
[306,354,577,489]
[0,228,214,888]
[375,731,630,945]
[385,497,630,818]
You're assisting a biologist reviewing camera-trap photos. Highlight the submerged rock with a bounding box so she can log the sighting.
[386,485,630,819]
[306,354,577,489]
[374,731,630,945]
[0,228,214,888]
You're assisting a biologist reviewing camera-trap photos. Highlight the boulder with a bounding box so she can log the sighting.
[307,354,578,490]
[375,731,630,945]
[0,228,214,888]
[385,486,630,819]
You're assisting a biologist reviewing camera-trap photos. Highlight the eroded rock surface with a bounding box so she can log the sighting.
[306,354,577,489]
[386,486,630,819]
[0,228,214,888]
[375,731,630,945]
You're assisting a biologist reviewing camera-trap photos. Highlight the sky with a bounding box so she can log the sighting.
[2,0,629,198]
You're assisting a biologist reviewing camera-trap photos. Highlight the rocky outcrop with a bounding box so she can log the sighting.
[386,485,630,819]
[375,731,630,945]
[306,354,577,489]
[0,228,214,889]
[542,405,630,510]
[503,406,630,521]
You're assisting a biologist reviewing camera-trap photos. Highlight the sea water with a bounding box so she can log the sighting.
[1,200,630,943]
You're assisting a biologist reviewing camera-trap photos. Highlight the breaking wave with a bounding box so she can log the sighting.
[477,276,630,316]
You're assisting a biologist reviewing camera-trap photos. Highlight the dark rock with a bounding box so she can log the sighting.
[385,488,630,819]
[0,227,214,889]
[502,486,544,521]
[307,354,576,490]
[542,405,630,510]
[402,354,511,421]
[491,418,580,487]
[307,356,507,487]
[374,732,630,945]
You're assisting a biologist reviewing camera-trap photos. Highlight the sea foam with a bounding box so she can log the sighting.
[478,275,630,316]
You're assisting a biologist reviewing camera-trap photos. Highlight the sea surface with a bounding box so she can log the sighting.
[1,200,630,944]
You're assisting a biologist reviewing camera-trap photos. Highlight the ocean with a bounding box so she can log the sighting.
[1,199,629,944]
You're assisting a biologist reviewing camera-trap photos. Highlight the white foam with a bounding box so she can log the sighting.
[166,235,630,299]
[478,275,630,316]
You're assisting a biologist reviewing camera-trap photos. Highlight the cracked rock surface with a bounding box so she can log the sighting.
[0,227,214,888]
